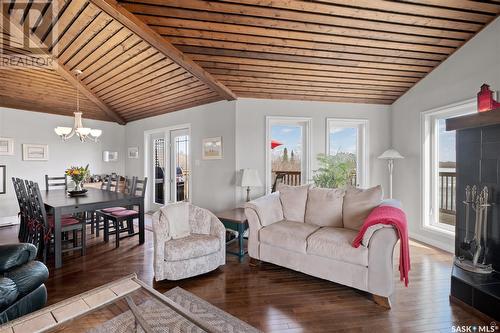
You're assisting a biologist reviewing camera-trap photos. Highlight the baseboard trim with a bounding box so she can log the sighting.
[0,215,19,227]
[410,232,454,253]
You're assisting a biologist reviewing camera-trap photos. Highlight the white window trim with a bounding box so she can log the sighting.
[143,124,192,212]
[265,116,312,194]
[326,118,369,188]
[420,98,475,236]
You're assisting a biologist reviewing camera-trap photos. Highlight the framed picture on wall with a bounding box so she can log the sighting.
[103,151,118,162]
[128,147,139,159]
[0,165,5,194]
[0,138,14,155]
[22,144,49,161]
[202,137,223,160]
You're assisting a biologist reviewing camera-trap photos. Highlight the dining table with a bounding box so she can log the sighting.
[41,188,145,269]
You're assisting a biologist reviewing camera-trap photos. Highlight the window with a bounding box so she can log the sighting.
[326,119,368,187]
[266,117,311,193]
[422,100,475,233]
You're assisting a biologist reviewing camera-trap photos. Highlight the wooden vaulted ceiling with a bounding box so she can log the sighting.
[1,0,499,123]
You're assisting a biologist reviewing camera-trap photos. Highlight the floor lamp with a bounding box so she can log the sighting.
[378,149,404,199]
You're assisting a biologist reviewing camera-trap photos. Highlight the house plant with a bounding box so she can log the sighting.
[65,165,90,192]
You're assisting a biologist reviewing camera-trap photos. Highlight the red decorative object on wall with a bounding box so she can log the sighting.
[477,84,500,112]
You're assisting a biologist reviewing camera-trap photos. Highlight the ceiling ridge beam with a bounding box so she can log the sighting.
[89,0,236,101]
[1,7,127,125]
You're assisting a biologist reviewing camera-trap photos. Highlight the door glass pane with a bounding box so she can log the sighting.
[271,124,302,191]
[437,118,456,226]
[328,127,358,187]
[153,138,165,205]
[175,135,189,201]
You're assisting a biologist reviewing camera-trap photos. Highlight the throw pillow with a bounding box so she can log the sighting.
[164,202,191,239]
[305,187,344,227]
[277,183,310,223]
[342,185,383,231]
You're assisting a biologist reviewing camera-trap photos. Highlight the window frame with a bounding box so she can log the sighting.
[265,116,312,194]
[326,118,369,188]
[421,99,476,235]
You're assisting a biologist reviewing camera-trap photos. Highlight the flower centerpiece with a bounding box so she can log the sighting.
[65,165,90,192]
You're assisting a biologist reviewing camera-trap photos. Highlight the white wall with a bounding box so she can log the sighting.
[391,17,500,252]
[125,100,237,213]
[0,107,126,218]
[235,98,392,204]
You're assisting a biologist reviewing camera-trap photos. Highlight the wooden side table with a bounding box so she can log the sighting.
[216,208,248,262]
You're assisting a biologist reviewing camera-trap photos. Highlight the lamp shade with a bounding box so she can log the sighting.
[240,169,262,187]
[378,149,404,160]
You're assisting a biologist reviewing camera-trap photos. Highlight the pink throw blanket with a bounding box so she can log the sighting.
[352,205,411,287]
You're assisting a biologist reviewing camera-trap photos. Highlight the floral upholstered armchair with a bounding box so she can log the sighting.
[152,203,226,281]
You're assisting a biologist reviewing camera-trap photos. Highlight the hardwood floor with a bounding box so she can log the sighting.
[0,223,486,332]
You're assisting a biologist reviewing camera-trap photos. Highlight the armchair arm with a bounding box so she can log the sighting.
[208,213,226,249]
[244,192,284,259]
[0,244,37,273]
[151,209,171,281]
[367,227,399,297]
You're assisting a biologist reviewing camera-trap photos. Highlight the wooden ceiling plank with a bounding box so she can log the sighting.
[51,3,101,57]
[159,28,448,61]
[88,51,166,91]
[125,4,468,46]
[169,37,440,67]
[118,84,210,113]
[318,0,496,22]
[400,0,500,13]
[150,19,456,54]
[61,20,123,69]
[31,0,56,43]
[109,77,204,109]
[99,64,183,100]
[216,74,409,92]
[90,0,236,100]
[129,0,476,38]
[235,91,394,105]
[180,46,433,72]
[38,0,87,48]
[121,87,215,115]
[219,0,486,30]
[58,12,114,65]
[206,68,414,88]
[200,61,423,83]
[2,3,126,124]
[126,96,222,122]
[104,69,193,104]
[78,33,143,74]
[124,91,220,118]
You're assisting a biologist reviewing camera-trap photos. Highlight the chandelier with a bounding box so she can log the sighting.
[54,70,102,143]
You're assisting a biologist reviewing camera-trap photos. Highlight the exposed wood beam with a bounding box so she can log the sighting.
[0,5,127,125]
[90,0,236,101]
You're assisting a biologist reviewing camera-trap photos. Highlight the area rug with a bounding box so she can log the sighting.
[87,287,261,333]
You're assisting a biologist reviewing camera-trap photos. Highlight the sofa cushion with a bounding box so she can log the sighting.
[260,221,320,254]
[245,192,284,227]
[164,202,191,239]
[307,227,368,266]
[164,234,220,261]
[0,277,18,312]
[343,185,383,231]
[305,187,344,227]
[277,183,310,222]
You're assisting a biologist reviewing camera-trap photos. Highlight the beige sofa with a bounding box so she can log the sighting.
[244,184,400,307]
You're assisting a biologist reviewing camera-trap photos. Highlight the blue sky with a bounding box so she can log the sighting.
[438,119,456,162]
[271,125,302,157]
[329,127,357,155]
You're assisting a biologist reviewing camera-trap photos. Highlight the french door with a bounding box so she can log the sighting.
[146,126,191,212]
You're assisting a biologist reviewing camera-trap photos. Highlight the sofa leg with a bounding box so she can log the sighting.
[249,258,260,267]
[372,294,391,309]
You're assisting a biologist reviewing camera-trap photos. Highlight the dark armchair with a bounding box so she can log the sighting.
[0,243,48,324]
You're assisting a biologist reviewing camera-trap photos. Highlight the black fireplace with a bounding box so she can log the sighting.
[447,113,500,320]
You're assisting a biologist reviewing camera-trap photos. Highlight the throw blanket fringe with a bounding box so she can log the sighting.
[352,205,411,287]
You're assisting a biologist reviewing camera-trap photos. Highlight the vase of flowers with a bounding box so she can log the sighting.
[65,165,90,192]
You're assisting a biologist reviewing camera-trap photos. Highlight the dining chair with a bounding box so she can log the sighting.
[25,180,86,263]
[12,178,30,243]
[45,175,67,191]
[102,177,148,248]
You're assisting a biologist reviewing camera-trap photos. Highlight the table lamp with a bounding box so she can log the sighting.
[240,169,262,202]
[378,149,404,199]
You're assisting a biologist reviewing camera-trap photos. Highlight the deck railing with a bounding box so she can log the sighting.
[439,171,456,214]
